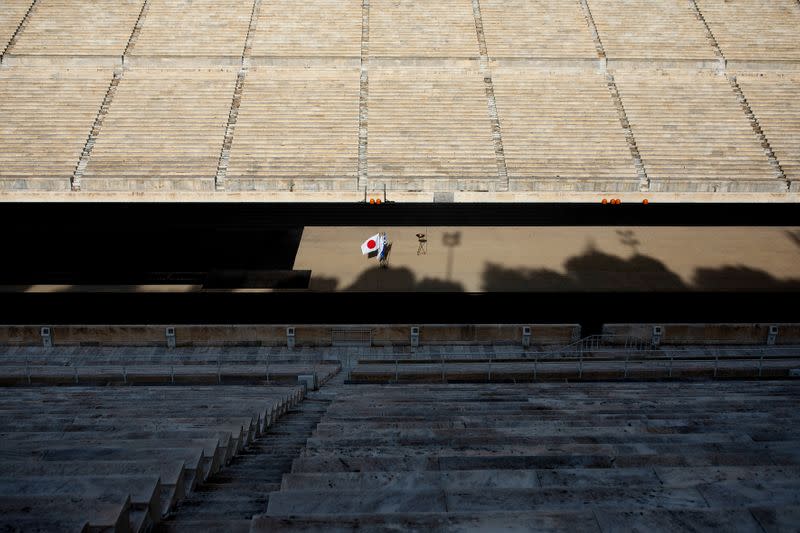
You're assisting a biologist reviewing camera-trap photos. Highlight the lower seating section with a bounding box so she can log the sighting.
[0,348,340,385]
[253,381,800,532]
[0,385,304,532]
[614,70,781,192]
[348,348,800,382]
[589,0,717,61]
[127,0,251,60]
[8,0,144,60]
[0,67,111,190]
[0,0,32,54]
[368,67,498,190]
[226,67,360,191]
[81,68,236,191]
[251,0,361,58]
[737,73,800,187]
[696,0,800,63]
[369,0,478,58]
[492,68,638,191]
[479,0,597,58]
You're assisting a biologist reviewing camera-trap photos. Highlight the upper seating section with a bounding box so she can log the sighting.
[226,67,360,191]
[0,0,33,54]
[369,0,478,58]
[0,0,799,201]
[480,0,597,59]
[0,67,111,191]
[127,0,251,60]
[737,73,800,188]
[696,0,800,63]
[251,0,361,59]
[367,67,498,188]
[589,0,717,61]
[492,68,639,191]
[614,70,780,192]
[6,0,143,61]
[81,68,236,191]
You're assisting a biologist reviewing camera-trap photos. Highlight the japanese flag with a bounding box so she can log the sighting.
[361,233,381,255]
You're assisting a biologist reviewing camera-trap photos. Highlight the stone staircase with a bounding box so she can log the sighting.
[72,69,123,190]
[159,395,335,532]
[0,385,304,532]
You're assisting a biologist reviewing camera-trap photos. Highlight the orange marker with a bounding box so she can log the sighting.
[601,198,608,204]
[643,199,649,205]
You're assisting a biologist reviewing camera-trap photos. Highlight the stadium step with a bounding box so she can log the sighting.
[253,381,800,531]
[251,508,770,533]
[160,395,335,529]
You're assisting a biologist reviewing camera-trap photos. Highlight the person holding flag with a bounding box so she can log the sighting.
[360,232,390,268]
[378,232,389,268]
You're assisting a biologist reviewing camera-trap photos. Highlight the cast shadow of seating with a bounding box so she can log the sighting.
[344,266,465,292]
[483,247,686,292]
[482,246,800,292]
[692,266,800,291]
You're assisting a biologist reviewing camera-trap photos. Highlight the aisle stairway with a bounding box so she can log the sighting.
[160,373,344,532]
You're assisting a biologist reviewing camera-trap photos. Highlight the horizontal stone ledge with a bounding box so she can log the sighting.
[1,190,798,203]
[0,324,579,347]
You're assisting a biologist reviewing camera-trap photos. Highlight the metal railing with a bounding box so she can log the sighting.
[345,344,800,383]
[0,353,341,386]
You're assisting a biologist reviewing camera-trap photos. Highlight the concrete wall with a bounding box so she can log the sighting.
[0,324,580,348]
[602,323,800,345]
[5,323,799,348]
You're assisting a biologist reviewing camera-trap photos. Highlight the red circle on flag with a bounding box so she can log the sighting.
[367,239,376,249]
